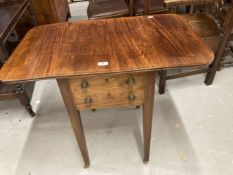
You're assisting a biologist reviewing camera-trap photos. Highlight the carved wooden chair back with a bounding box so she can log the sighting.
[165,0,223,13]
[125,0,166,16]
[87,0,134,19]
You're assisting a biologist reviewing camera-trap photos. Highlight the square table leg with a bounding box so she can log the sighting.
[143,72,156,162]
[57,78,90,168]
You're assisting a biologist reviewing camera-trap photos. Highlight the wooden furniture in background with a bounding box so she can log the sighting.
[133,0,167,15]
[87,0,168,19]
[205,1,233,84]
[158,2,233,94]
[164,0,223,12]
[0,14,213,167]
[87,0,133,19]
[0,0,35,116]
[31,0,71,25]
[213,0,233,69]
[0,0,35,62]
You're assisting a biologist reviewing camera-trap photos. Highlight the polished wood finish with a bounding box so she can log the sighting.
[205,2,233,84]
[0,14,214,167]
[0,81,35,116]
[31,0,70,25]
[57,78,90,168]
[69,73,145,110]
[0,14,213,83]
[181,14,221,53]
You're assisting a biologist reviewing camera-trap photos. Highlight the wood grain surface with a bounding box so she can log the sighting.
[0,14,214,83]
[69,73,145,109]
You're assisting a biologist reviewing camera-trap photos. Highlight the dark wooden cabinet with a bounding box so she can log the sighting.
[0,0,35,116]
[31,0,70,25]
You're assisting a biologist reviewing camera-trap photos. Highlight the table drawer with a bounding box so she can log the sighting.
[69,73,145,110]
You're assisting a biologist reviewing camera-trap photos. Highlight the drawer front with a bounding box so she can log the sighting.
[69,73,145,110]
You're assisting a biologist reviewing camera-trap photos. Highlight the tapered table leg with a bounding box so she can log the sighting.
[143,72,156,162]
[0,42,8,63]
[57,79,90,168]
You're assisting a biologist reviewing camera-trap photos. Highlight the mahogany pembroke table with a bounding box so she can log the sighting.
[0,14,214,168]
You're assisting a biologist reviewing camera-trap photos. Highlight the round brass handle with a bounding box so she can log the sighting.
[81,80,89,89]
[85,97,92,104]
[127,78,135,85]
[128,94,136,101]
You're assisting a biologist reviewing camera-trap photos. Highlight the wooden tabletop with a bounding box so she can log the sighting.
[0,14,214,83]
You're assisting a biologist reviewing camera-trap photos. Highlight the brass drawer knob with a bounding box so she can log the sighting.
[128,94,136,101]
[85,97,92,104]
[127,78,135,85]
[81,80,89,89]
